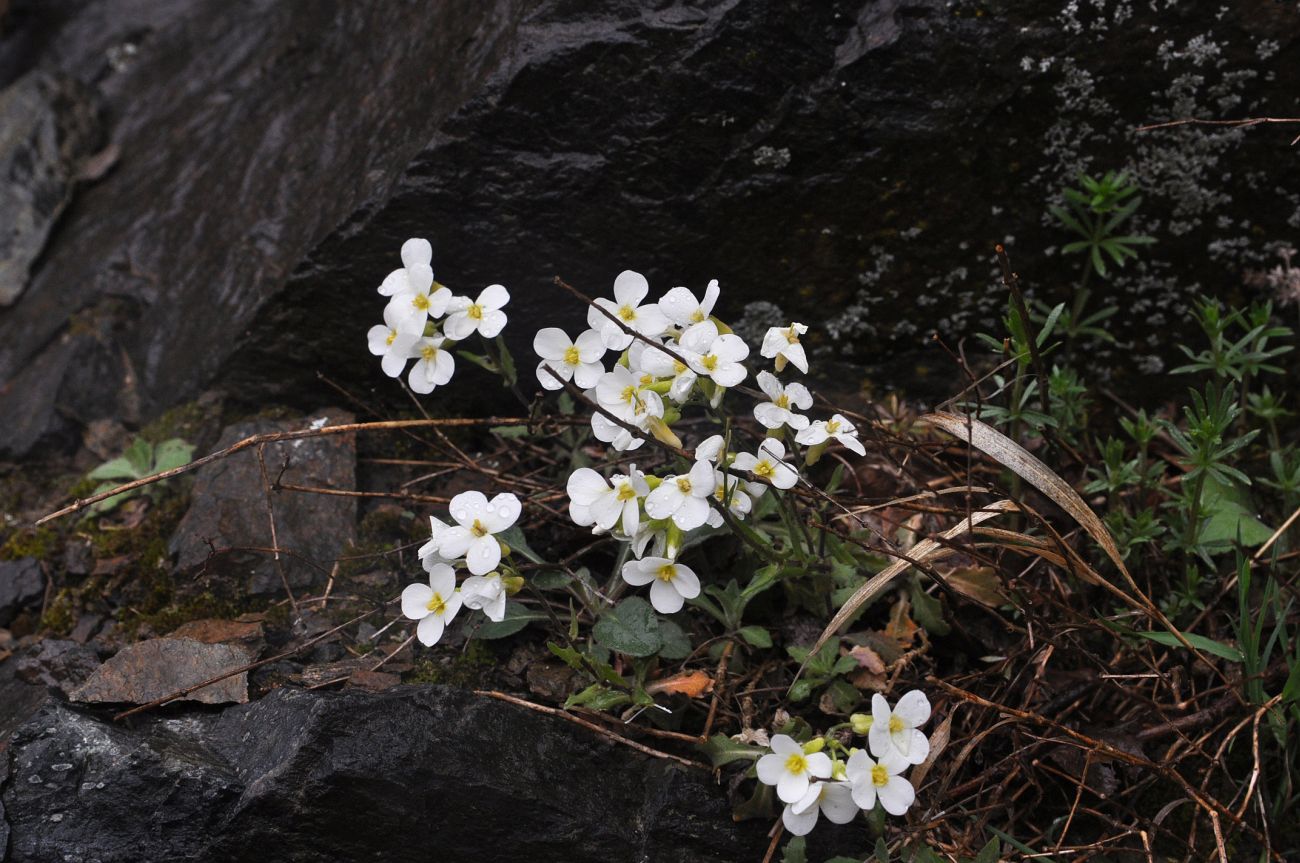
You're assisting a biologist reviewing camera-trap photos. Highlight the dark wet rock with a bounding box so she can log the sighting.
[0,558,44,626]
[0,662,50,748]
[71,636,250,705]
[0,0,523,455]
[1,686,769,863]
[168,411,356,596]
[68,613,102,644]
[12,638,100,695]
[0,69,99,306]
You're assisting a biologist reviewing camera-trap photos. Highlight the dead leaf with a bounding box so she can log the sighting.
[646,670,714,698]
[849,644,886,674]
[884,594,919,647]
[945,566,1007,607]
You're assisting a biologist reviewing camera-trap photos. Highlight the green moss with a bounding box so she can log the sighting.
[404,639,497,688]
[0,526,59,561]
[40,587,78,635]
[139,399,211,445]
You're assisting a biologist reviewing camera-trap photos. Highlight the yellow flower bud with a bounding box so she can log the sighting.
[802,737,826,754]
[850,713,873,735]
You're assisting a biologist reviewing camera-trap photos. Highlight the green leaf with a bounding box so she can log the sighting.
[738,625,772,648]
[490,425,529,439]
[494,335,518,386]
[788,679,813,702]
[593,597,663,657]
[152,438,194,472]
[497,525,546,564]
[531,570,572,590]
[456,350,498,375]
[465,600,547,639]
[779,836,807,863]
[908,577,951,636]
[87,456,143,482]
[657,619,692,660]
[1198,477,1273,548]
[873,837,892,862]
[697,733,763,768]
[972,838,1001,863]
[124,438,154,476]
[564,683,631,711]
[1130,629,1243,662]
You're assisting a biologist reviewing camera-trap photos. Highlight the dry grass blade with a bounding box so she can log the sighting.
[793,499,1018,689]
[926,411,1131,578]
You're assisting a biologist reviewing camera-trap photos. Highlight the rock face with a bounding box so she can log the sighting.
[0,558,44,626]
[0,70,100,306]
[2,1,1298,453]
[1,686,768,863]
[70,636,250,705]
[168,411,357,595]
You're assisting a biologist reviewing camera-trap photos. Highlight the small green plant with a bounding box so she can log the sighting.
[84,436,195,514]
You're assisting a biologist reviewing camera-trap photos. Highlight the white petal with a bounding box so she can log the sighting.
[536,360,571,390]
[442,311,477,341]
[782,801,819,836]
[701,279,719,315]
[533,327,573,360]
[378,269,406,297]
[756,753,786,786]
[612,270,649,306]
[760,327,787,358]
[426,563,457,596]
[768,735,802,757]
[894,689,931,727]
[407,262,434,294]
[694,434,725,463]
[784,342,809,373]
[791,783,823,816]
[574,328,607,362]
[400,583,434,620]
[876,775,915,816]
[438,526,475,560]
[787,383,813,409]
[483,492,522,532]
[805,752,832,778]
[709,361,747,387]
[644,484,683,520]
[401,238,433,269]
[478,283,510,310]
[819,783,860,824]
[649,578,685,614]
[679,320,719,353]
[712,334,750,363]
[466,534,502,575]
[752,402,786,430]
[380,349,408,379]
[671,496,710,530]
[416,614,445,646]
[776,771,810,805]
[755,370,782,400]
[658,286,701,327]
[633,303,669,338]
[670,563,700,598]
[478,309,508,338]
[795,423,830,446]
[573,361,604,389]
[621,558,656,587]
[567,468,610,505]
[837,432,866,456]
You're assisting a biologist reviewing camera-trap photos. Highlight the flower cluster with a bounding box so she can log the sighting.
[400,490,523,646]
[539,270,865,613]
[756,690,931,835]
[366,238,510,394]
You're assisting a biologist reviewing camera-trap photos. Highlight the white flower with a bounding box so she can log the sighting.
[679,320,749,387]
[845,749,915,816]
[694,434,727,464]
[534,327,605,390]
[460,572,507,622]
[620,556,701,614]
[629,521,668,559]
[753,371,812,430]
[868,690,931,766]
[588,270,670,350]
[761,322,809,373]
[567,466,649,535]
[438,491,523,575]
[706,469,752,528]
[444,284,510,340]
[418,516,454,563]
[756,734,833,804]
[391,274,452,335]
[795,413,866,456]
[403,335,455,394]
[379,238,434,298]
[643,459,716,530]
[782,781,860,837]
[400,563,463,646]
[732,439,799,493]
[658,279,720,328]
[368,302,417,378]
[629,339,696,403]
[595,365,664,421]
[591,411,647,452]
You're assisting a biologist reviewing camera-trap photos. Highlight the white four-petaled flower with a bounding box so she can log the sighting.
[444,284,510,340]
[620,556,701,614]
[753,371,813,430]
[534,327,606,390]
[643,459,716,530]
[379,238,435,298]
[679,320,749,388]
[845,749,915,816]
[761,322,809,373]
[403,335,455,394]
[658,279,720,328]
[795,413,866,456]
[868,690,931,766]
[400,563,463,646]
[460,571,507,622]
[732,439,799,493]
[368,302,417,378]
[588,271,670,350]
[437,491,522,575]
[782,781,859,837]
[756,734,833,804]
[567,466,649,535]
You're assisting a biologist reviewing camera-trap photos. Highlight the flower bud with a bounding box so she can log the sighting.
[802,737,826,754]
[647,416,683,448]
[804,440,828,466]
[850,713,873,735]
[502,575,525,595]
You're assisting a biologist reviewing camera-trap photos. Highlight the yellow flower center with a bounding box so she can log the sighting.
[672,359,687,374]
[754,461,774,479]
[385,330,397,346]
[467,303,484,320]
[690,309,706,323]
[471,519,490,538]
[616,484,637,502]
[785,754,807,775]
[871,764,889,787]
[421,345,438,362]
[618,305,637,322]
[426,592,447,615]
[621,385,637,404]
[413,293,430,311]
[656,564,676,582]
[676,477,692,493]
[785,326,800,343]
[827,419,841,433]
[775,394,790,409]
[701,355,718,372]
[564,345,581,365]
[888,716,904,733]
[639,373,654,385]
